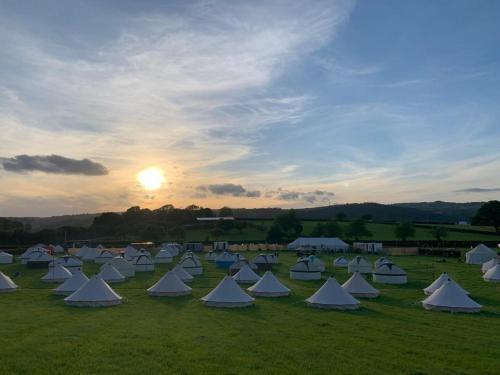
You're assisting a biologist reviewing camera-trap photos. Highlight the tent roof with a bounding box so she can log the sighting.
[41,265,72,280]
[172,265,194,281]
[232,264,260,283]
[54,270,89,293]
[0,271,18,290]
[483,264,500,281]
[422,280,481,310]
[306,277,360,306]
[373,262,407,276]
[148,271,192,294]
[98,264,125,280]
[424,272,469,295]
[201,276,254,303]
[342,272,379,295]
[247,271,290,294]
[468,244,497,256]
[64,275,122,303]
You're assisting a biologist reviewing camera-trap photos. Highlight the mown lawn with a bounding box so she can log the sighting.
[178,221,500,242]
[0,252,499,374]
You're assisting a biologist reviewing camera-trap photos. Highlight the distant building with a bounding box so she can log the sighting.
[287,237,349,252]
[457,220,470,225]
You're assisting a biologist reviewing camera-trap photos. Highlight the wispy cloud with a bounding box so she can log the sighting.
[454,187,500,193]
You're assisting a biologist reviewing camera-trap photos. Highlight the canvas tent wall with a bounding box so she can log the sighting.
[0,251,14,264]
[287,237,349,252]
[306,277,360,310]
[247,271,290,297]
[201,276,254,308]
[465,244,497,265]
[64,275,122,307]
[289,260,321,280]
[421,280,481,313]
[0,271,18,293]
[148,271,192,297]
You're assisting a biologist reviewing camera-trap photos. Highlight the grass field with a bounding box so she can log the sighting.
[179,221,500,242]
[1,252,500,374]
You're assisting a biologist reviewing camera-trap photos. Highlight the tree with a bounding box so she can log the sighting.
[346,219,372,241]
[361,214,373,221]
[233,221,247,233]
[168,226,185,242]
[394,222,415,241]
[210,227,224,240]
[219,206,234,217]
[472,200,500,233]
[266,223,284,243]
[311,223,325,237]
[335,212,347,221]
[324,220,343,237]
[275,210,302,236]
[142,225,165,241]
[431,226,448,245]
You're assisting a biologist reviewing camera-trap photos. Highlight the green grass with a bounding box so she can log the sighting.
[178,221,500,242]
[1,253,500,374]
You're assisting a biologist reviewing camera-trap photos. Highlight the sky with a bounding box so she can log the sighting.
[1,0,500,217]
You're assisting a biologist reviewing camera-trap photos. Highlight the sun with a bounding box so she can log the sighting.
[137,167,165,191]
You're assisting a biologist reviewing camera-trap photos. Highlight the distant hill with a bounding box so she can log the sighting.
[6,214,99,231]
[3,201,483,231]
[231,201,483,223]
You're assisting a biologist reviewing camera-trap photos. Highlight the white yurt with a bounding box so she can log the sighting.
[179,256,203,275]
[40,265,72,283]
[372,262,407,284]
[204,251,217,261]
[253,254,278,265]
[306,277,360,310]
[154,249,173,264]
[0,271,18,293]
[161,243,181,257]
[247,271,290,297]
[147,271,192,296]
[201,276,254,308]
[180,251,200,261]
[49,256,83,273]
[481,257,499,273]
[305,255,325,272]
[124,245,140,259]
[342,272,379,298]
[75,245,90,258]
[333,256,349,268]
[98,263,126,283]
[64,275,122,307]
[25,249,53,267]
[110,256,135,277]
[0,251,14,264]
[53,270,89,296]
[465,244,497,265]
[422,280,481,313]
[82,247,100,261]
[483,263,500,282]
[53,245,65,254]
[232,264,261,284]
[290,260,321,280]
[230,260,258,273]
[172,264,194,282]
[133,254,155,272]
[95,250,114,264]
[375,257,391,268]
[423,272,469,295]
[348,256,372,274]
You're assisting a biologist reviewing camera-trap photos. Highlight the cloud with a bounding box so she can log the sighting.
[198,183,261,198]
[454,187,500,193]
[1,154,108,175]
[268,189,335,203]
